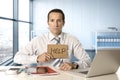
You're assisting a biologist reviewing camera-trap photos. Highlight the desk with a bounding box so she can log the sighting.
[0,66,120,80]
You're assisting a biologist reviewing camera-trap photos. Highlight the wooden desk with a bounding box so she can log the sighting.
[0,66,120,80]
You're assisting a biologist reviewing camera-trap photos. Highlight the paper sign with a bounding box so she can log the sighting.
[47,44,68,58]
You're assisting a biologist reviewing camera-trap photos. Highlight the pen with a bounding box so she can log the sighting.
[18,68,24,74]
[34,50,37,55]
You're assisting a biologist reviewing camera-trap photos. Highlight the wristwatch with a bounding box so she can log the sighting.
[72,62,79,69]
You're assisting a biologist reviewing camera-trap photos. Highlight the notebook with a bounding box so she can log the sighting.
[68,48,120,78]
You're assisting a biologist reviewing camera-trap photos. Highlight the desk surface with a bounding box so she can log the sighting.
[0,66,120,80]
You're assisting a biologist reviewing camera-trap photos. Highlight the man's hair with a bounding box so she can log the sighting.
[47,9,65,23]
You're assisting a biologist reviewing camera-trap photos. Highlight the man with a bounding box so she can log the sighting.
[14,9,91,71]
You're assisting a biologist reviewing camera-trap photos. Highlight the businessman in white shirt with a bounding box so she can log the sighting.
[14,8,91,71]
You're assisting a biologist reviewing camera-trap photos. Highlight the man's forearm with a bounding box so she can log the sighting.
[14,54,38,65]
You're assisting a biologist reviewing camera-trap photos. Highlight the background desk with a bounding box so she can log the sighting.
[0,66,120,80]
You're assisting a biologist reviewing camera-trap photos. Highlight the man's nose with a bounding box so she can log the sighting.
[54,21,58,27]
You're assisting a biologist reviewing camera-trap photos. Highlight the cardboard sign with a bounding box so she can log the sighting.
[47,44,68,58]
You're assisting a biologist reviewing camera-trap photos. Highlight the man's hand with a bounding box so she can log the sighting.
[59,62,73,71]
[37,52,53,62]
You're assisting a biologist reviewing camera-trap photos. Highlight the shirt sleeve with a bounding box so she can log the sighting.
[14,39,39,65]
[14,52,38,65]
[72,39,91,69]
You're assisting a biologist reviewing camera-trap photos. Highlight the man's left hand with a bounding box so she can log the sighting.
[59,62,72,71]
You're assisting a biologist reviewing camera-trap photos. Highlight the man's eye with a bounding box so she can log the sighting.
[58,20,62,22]
[50,19,54,22]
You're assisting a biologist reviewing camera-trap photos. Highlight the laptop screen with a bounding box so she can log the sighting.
[87,48,120,77]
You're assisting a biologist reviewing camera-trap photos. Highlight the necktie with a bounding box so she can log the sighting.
[54,37,60,44]
[52,37,63,67]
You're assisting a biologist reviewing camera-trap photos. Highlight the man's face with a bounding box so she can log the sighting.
[48,12,64,36]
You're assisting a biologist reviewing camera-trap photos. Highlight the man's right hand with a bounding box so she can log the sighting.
[37,52,54,62]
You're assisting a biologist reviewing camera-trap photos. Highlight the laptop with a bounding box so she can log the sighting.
[68,48,120,78]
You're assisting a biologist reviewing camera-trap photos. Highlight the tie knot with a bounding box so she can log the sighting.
[54,37,60,44]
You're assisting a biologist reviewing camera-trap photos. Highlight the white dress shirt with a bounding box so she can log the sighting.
[14,32,91,68]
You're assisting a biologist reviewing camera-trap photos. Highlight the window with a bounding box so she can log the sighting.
[19,0,29,21]
[18,0,30,49]
[0,0,13,18]
[0,0,32,65]
[19,22,30,49]
[0,20,13,64]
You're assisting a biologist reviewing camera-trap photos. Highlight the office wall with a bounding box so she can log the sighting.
[33,0,120,49]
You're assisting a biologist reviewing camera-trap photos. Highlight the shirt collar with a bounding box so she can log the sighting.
[49,32,64,41]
